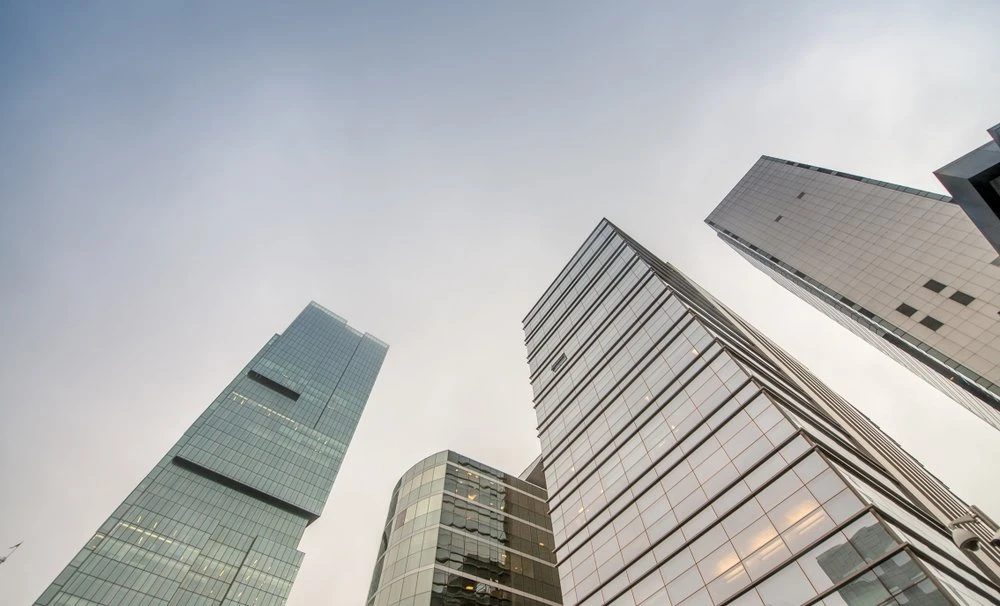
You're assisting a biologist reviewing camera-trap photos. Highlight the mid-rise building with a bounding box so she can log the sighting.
[523,219,1000,606]
[35,302,387,606]
[705,157,1000,430]
[366,451,562,606]
[935,123,1000,255]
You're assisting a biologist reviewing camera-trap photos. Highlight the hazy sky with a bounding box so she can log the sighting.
[2,2,999,605]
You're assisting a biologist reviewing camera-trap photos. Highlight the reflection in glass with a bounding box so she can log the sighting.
[368,452,562,606]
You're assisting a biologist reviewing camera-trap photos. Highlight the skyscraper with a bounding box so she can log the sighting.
[935,123,1000,255]
[35,302,387,606]
[366,451,561,606]
[705,157,1000,430]
[524,219,1000,606]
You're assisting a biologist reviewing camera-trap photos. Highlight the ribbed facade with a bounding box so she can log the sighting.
[366,451,562,606]
[705,156,1000,430]
[35,302,387,606]
[523,220,1000,606]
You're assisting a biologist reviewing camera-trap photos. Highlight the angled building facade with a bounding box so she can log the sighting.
[935,123,1000,255]
[36,302,387,606]
[705,157,1000,430]
[523,220,1000,606]
[366,451,562,606]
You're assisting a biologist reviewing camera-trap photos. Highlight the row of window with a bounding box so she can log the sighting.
[895,278,978,333]
[922,278,976,306]
[894,303,946,332]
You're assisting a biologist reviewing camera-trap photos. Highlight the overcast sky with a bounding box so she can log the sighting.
[2,2,999,605]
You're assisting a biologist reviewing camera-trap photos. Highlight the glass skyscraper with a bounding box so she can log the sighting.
[35,302,387,606]
[523,220,1000,606]
[705,157,1000,430]
[366,451,562,606]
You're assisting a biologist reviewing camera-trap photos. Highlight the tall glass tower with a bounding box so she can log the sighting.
[35,302,387,606]
[524,220,1000,606]
[366,451,562,606]
[705,157,1000,430]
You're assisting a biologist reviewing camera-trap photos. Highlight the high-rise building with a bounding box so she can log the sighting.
[935,123,1000,255]
[523,219,1000,606]
[35,302,387,606]
[366,451,562,606]
[705,157,1000,430]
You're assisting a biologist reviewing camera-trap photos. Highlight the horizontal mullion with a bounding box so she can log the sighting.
[575,433,814,605]
[528,254,644,377]
[547,339,727,508]
[551,367,753,543]
[542,312,700,471]
[525,234,621,344]
[523,222,612,327]
[535,286,673,427]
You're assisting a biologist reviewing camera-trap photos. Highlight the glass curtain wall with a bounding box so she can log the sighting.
[523,220,1000,606]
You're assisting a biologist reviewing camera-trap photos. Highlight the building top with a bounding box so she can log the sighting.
[519,454,547,489]
[705,154,1000,428]
[306,300,389,348]
[934,122,1000,255]
[761,155,952,202]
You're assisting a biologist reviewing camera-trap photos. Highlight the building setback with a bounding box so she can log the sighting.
[934,123,1000,256]
[705,157,1000,430]
[35,302,387,606]
[366,451,562,606]
[523,219,1000,606]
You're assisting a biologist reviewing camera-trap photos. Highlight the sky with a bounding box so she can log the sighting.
[1,2,999,605]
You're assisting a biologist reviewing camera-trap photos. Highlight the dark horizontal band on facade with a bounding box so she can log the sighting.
[374,523,558,573]
[446,491,554,535]
[172,456,317,523]
[445,461,548,503]
[429,564,563,606]
[247,370,301,401]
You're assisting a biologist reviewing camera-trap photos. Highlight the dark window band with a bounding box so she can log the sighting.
[247,370,301,401]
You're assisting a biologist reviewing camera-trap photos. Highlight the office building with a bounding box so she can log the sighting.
[366,451,562,606]
[35,302,387,606]
[935,123,1000,255]
[705,157,1000,430]
[523,219,1000,606]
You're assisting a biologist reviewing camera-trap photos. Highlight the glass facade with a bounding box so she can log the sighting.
[705,156,1000,430]
[523,220,1000,606]
[366,451,562,606]
[35,302,387,606]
